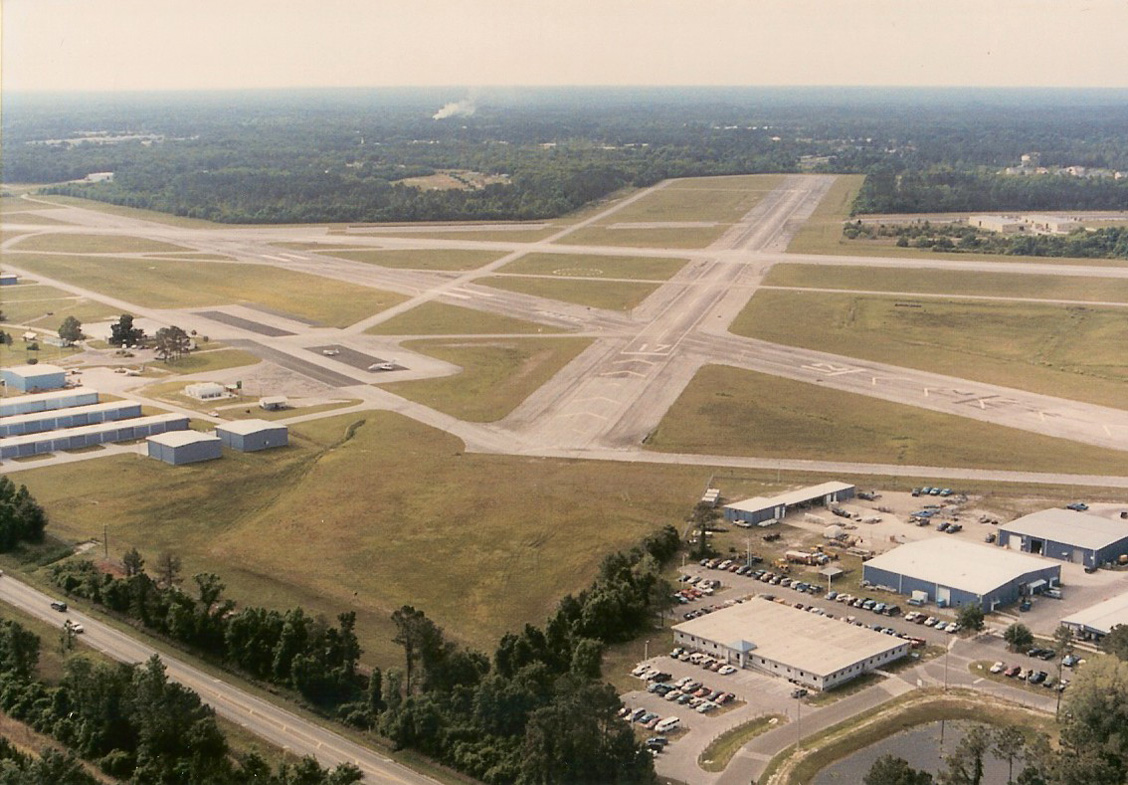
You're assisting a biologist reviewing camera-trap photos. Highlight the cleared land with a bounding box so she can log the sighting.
[497,252,688,281]
[0,283,120,330]
[731,290,1128,409]
[17,412,721,665]
[275,244,505,271]
[365,301,565,336]
[380,337,593,421]
[763,264,1128,302]
[479,275,659,311]
[12,232,192,254]
[7,253,408,328]
[645,364,1128,474]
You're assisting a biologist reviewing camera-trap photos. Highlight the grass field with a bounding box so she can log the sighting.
[365,301,566,336]
[15,411,725,667]
[763,263,1128,302]
[0,211,69,225]
[29,195,224,229]
[698,714,788,773]
[1,196,64,212]
[479,275,659,311]
[0,342,80,368]
[13,233,192,254]
[380,337,592,421]
[785,174,866,255]
[730,290,1128,409]
[561,225,727,249]
[7,253,408,328]
[346,227,559,242]
[497,252,688,281]
[145,348,262,375]
[645,364,1128,474]
[598,175,784,225]
[0,283,120,330]
[274,244,505,271]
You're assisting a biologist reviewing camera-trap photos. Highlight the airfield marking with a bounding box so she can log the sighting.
[801,361,864,377]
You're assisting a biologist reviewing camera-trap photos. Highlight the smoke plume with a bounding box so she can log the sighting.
[433,97,476,120]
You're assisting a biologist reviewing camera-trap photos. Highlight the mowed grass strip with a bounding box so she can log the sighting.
[732,290,1128,409]
[645,364,1128,474]
[763,263,1128,302]
[1,196,64,212]
[0,285,119,332]
[561,225,727,249]
[699,714,788,773]
[0,212,69,225]
[145,348,262,375]
[785,174,866,255]
[479,274,659,311]
[366,301,565,336]
[18,412,718,666]
[331,228,559,243]
[8,253,408,328]
[599,174,785,224]
[497,252,688,281]
[275,244,505,271]
[12,232,192,254]
[380,337,592,421]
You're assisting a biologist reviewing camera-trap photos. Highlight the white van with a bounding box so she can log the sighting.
[654,717,680,733]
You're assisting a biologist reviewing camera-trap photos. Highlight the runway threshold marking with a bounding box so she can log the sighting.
[801,361,864,376]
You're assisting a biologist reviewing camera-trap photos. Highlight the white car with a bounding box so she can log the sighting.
[718,665,737,676]
[989,661,1005,674]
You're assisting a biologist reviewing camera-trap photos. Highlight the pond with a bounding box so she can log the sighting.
[813,721,1014,784]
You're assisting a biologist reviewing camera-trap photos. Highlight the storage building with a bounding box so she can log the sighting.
[0,388,99,417]
[724,481,856,526]
[1,364,67,393]
[0,273,18,286]
[146,431,223,465]
[259,396,288,411]
[184,382,226,400]
[969,215,1026,234]
[0,414,189,460]
[863,538,1061,611]
[216,419,288,452]
[997,509,1128,569]
[1062,593,1128,641]
[0,401,142,437]
[672,598,908,691]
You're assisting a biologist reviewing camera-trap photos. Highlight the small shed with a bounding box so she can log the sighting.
[146,431,222,465]
[1,363,67,393]
[259,396,288,411]
[184,382,226,400]
[216,419,288,452]
[0,273,18,286]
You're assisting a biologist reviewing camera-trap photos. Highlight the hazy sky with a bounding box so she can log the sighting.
[4,0,1126,93]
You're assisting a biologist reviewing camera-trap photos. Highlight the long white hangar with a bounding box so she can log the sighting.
[723,481,856,527]
[672,598,908,690]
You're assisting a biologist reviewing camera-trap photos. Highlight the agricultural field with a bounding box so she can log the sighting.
[17,411,721,665]
[645,364,1128,474]
[379,337,592,421]
[763,264,1128,302]
[365,301,565,336]
[497,252,689,281]
[479,274,659,311]
[731,290,1128,409]
[6,253,408,328]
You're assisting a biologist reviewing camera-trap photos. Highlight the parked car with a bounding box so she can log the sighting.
[1004,665,1022,678]
[50,601,67,612]
[990,661,1006,674]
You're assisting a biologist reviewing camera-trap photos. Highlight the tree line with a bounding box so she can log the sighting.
[843,221,1128,259]
[0,619,362,784]
[0,477,48,553]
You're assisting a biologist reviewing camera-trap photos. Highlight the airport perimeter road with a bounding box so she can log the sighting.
[0,577,438,785]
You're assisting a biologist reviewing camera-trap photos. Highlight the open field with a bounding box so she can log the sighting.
[0,342,80,368]
[731,290,1128,409]
[16,412,725,666]
[497,251,689,281]
[0,211,69,225]
[365,301,566,336]
[561,224,727,249]
[784,174,866,255]
[12,232,192,254]
[28,195,228,229]
[7,253,408,328]
[342,227,560,243]
[764,263,1128,302]
[275,243,505,271]
[479,274,659,311]
[0,283,120,330]
[645,364,1128,474]
[381,337,592,421]
[144,347,262,375]
[598,175,784,224]
[1,195,64,212]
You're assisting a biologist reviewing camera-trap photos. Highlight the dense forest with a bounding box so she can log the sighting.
[4,87,1128,222]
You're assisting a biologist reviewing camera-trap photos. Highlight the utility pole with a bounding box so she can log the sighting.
[796,695,802,750]
[103,523,108,560]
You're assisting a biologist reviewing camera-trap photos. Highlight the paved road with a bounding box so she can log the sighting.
[0,575,437,785]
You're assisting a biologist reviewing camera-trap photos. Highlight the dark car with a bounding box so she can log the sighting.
[50,601,67,612]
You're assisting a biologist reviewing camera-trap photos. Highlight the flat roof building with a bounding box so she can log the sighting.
[969,215,1026,234]
[185,382,226,401]
[673,599,908,691]
[0,414,189,460]
[0,401,142,438]
[1,364,67,393]
[0,388,99,417]
[998,509,1128,569]
[863,538,1061,611]
[0,273,18,286]
[146,431,223,466]
[1062,593,1128,641]
[724,481,855,526]
[216,419,288,452]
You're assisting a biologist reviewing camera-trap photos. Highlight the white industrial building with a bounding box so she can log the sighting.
[184,382,227,400]
[216,420,288,452]
[0,388,99,417]
[672,599,908,690]
[146,431,223,465]
[0,414,189,459]
[1062,593,1128,641]
[968,215,1026,234]
[724,481,855,526]
[863,538,1061,611]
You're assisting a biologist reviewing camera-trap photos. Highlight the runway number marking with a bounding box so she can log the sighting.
[801,362,863,376]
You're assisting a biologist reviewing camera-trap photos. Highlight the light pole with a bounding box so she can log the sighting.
[796,694,802,750]
[943,642,950,691]
[645,639,650,662]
